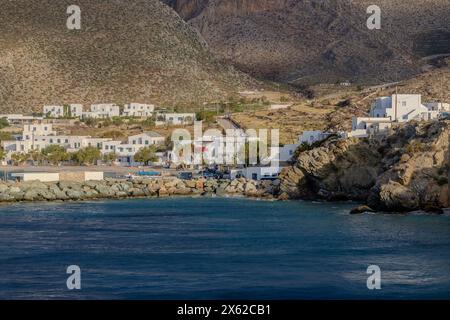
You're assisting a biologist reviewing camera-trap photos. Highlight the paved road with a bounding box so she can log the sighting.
[0,165,177,175]
[217,117,242,130]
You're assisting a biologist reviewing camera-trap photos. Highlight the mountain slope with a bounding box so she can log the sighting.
[163,0,450,85]
[0,0,256,114]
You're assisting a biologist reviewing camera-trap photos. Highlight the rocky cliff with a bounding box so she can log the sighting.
[163,0,450,85]
[279,120,450,212]
[0,0,256,114]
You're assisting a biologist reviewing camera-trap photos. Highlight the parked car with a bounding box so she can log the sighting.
[198,170,221,179]
[137,171,161,177]
[178,172,193,180]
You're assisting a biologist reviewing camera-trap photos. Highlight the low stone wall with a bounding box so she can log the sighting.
[0,177,280,203]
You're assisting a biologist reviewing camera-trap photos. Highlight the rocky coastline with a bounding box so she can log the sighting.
[0,177,279,203]
[1,120,448,215]
[279,120,449,214]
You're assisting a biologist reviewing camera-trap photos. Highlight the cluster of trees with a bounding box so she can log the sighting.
[6,145,159,167]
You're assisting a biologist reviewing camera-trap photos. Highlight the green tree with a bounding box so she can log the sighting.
[196,111,216,124]
[63,104,72,118]
[134,146,158,165]
[0,148,7,161]
[103,152,118,165]
[74,146,102,165]
[41,145,70,165]
[27,149,45,165]
[0,131,13,141]
[141,117,155,128]
[10,152,28,166]
[0,117,9,130]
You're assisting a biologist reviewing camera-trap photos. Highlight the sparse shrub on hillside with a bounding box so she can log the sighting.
[437,176,448,186]
[196,111,216,123]
[82,117,100,128]
[141,118,156,128]
[112,117,124,126]
[101,130,125,140]
[406,140,425,155]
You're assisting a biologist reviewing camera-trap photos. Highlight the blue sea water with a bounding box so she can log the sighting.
[0,197,450,300]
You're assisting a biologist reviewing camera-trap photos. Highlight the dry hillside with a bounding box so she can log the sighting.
[163,0,450,85]
[0,0,258,114]
[233,59,450,144]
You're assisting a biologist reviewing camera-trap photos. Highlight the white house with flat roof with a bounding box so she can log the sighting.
[83,104,120,119]
[122,103,155,117]
[244,166,282,181]
[421,102,450,121]
[371,94,429,122]
[349,94,448,138]
[128,132,165,146]
[101,132,165,166]
[22,123,56,138]
[0,114,45,125]
[299,131,335,145]
[43,104,83,118]
[0,123,112,161]
[156,113,195,126]
[350,117,392,138]
[43,105,64,118]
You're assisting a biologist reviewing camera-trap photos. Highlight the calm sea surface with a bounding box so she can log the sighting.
[0,197,450,299]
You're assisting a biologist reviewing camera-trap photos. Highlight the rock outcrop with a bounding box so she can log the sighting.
[280,138,382,201]
[0,177,279,203]
[280,120,450,212]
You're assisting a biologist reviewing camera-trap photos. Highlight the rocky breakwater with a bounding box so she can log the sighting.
[0,177,280,203]
[279,120,450,213]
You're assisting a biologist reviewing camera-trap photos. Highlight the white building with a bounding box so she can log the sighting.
[1,124,112,161]
[101,132,165,166]
[279,144,299,162]
[350,94,448,138]
[350,117,392,138]
[0,114,44,125]
[422,102,450,121]
[128,132,165,146]
[122,103,155,117]
[371,94,429,122]
[270,104,292,110]
[44,104,83,118]
[299,131,334,145]
[244,166,282,181]
[83,104,120,119]
[23,123,56,138]
[156,113,195,126]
